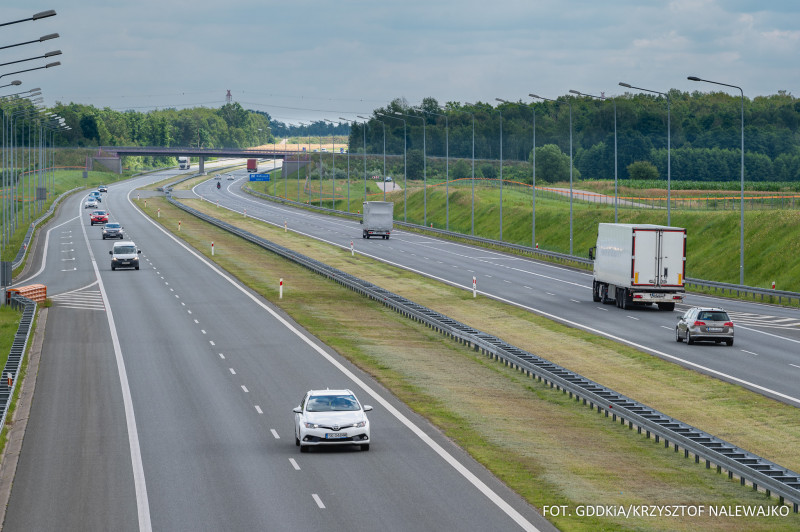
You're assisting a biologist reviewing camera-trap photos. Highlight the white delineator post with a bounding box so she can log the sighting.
[211,242,215,256]
[473,276,477,298]
[157,208,160,218]
[284,220,287,232]
[279,278,283,299]
[244,209,247,218]
[178,221,181,232]
[351,240,354,256]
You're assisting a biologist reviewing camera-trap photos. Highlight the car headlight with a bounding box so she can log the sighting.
[303,422,319,429]
[354,421,367,428]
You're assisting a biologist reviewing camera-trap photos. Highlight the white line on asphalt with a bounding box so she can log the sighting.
[312,494,325,509]
[12,215,79,285]
[187,309,192,314]
[209,341,215,346]
[219,353,225,359]
[270,429,279,439]
[627,316,639,320]
[661,326,671,329]
[570,299,580,303]
[194,319,199,324]
[201,329,206,335]
[255,405,263,414]
[790,364,800,370]
[79,205,151,532]
[504,280,512,284]
[289,458,300,470]
[597,307,608,311]
[229,368,236,375]
[741,350,759,356]
[546,292,555,296]
[132,189,546,532]
[241,385,249,393]
[169,288,174,292]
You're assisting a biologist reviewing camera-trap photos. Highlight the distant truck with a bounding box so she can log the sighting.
[360,201,393,239]
[178,156,191,170]
[247,158,258,173]
[589,223,686,311]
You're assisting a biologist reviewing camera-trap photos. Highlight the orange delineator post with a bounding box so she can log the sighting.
[5,284,47,304]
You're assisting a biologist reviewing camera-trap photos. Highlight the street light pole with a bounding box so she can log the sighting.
[688,75,746,285]
[570,89,618,222]
[619,81,671,225]
[380,113,408,221]
[532,93,574,255]
[340,117,357,211]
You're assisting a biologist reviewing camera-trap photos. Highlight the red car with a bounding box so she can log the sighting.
[90,210,109,225]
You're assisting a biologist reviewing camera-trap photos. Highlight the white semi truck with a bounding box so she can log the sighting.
[589,223,686,311]
[360,201,393,239]
[178,156,191,170]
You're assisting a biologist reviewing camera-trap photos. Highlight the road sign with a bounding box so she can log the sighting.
[249,173,270,181]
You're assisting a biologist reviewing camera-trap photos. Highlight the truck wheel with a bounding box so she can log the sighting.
[600,285,610,304]
[592,281,601,302]
[620,289,628,310]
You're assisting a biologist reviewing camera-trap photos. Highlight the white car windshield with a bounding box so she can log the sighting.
[306,395,359,412]
[114,245,136,254]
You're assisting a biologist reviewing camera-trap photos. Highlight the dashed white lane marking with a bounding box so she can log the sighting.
[790,364,800,370]
[193,319,199,324]
[201,330,207,335]
[270,429,279,439]
[741,350,759,356]
[289,458,300,471]
[187,309,192,314]
[229,368,236,375]
[219,353,225,359]
[312,494,325,509]
[597,307,608,311]
[660,326,671,330]
[570,299,580,303]
[241,385,249,393]
[255,405,263,414]
[546,292,555,296]
[627,316,639,320]
[209,341,215,346]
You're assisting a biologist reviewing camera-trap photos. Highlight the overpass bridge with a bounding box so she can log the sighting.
[99,146,308,174]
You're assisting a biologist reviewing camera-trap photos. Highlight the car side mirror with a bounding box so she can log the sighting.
[359,220,363,224]
[108,250,112,255]
[292,406,302,414]
[137,250,142,254]
[363,405,373,412]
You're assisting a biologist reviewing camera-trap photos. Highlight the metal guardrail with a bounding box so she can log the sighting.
[166,192,800,512]
[0,295,36,430]
[243,187,800,306]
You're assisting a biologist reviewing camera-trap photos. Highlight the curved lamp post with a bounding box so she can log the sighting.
[531,93,574,255]
[378,112,407,221]
[570,89,618,222]
[500,97,537,248]
[688,75,746,285]
[619,81,671,225]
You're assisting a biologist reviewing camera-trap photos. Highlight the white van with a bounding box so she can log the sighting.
[109,241,141,271]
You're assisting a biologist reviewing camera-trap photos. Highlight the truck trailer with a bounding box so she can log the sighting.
[247,158,258,173]
[360,201,393,239]
[590,223,686,311]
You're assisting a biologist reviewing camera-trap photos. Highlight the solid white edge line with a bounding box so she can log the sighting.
[12,215,79,286]
[80,200,151,532]
[129,186,541,532]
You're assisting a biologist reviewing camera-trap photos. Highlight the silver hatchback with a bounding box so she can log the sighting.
[676,307,734,346]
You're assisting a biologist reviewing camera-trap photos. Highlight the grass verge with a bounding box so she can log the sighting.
[135,194,800,531]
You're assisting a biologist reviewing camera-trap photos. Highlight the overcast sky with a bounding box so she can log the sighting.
[3,1,799,124]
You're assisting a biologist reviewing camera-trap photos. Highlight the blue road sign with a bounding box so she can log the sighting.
[249,173,270,181]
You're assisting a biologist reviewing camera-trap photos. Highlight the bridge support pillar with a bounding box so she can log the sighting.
[199,156,206,175]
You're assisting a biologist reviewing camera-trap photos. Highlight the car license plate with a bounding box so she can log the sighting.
[325,432,347,439]
[651,293,664,298]
[707,327,722,332]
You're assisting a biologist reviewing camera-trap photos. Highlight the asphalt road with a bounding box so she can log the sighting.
[4,166,551,531]
[201,164,800,408]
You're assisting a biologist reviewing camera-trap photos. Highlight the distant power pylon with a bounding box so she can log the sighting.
[226,90,232,104]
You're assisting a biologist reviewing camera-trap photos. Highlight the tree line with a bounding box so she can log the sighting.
[350,92,800,183]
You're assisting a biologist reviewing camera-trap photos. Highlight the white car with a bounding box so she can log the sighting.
[84,198,98,209]
[226,174,235,180]
[293,389,372,452]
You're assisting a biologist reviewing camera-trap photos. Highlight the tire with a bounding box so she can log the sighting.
[676,328,682,342]
[295,435,300,447]
[686,331,695,345]
[111,266,116,271]
[726,338,734,346]
[300,445,309,453]
[600,285,611,305]
[135,266,139,270]
[620,288,628,310]
[361,444,370,451]
[592,281,601,302]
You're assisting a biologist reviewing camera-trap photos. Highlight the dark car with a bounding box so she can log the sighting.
[98,185,108,193]
[676,307,734,346]
[102,222,124,239]
[90,210,109,225]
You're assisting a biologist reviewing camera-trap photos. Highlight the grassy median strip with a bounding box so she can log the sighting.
[139,195,800,531]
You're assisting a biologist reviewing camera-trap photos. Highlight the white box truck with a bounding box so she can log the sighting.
[589,223,686,311]
[360,201,393,239]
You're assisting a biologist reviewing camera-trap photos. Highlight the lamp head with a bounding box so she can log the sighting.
[687,76,701,81]
[619,82,632,88]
